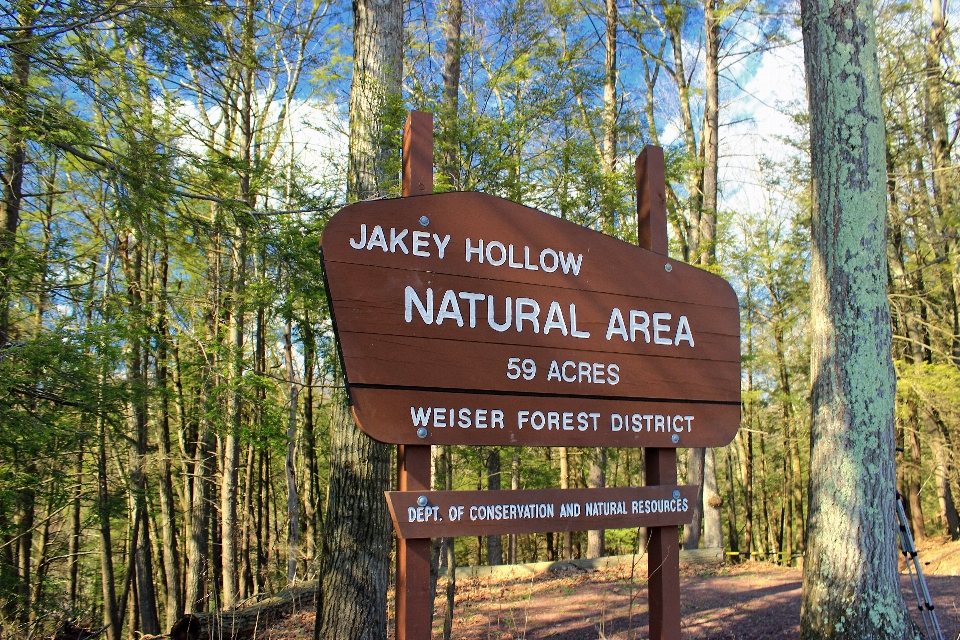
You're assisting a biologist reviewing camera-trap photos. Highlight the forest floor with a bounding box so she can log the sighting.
[261,536,960,639]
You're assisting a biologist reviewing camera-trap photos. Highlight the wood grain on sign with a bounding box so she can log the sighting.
[320,191,740,448]
[385,485,698,539]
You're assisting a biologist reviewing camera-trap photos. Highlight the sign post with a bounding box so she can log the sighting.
[394,111,435,640]
[637,146,681,640]
[320,111,740,639]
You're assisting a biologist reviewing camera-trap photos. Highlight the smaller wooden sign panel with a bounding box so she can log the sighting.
[385,484,698,539]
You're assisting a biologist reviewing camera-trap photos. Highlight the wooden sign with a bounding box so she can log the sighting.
[320,192,740,448]
[385,485,698,539]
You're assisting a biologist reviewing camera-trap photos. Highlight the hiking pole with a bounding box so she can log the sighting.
[896,490,945,640]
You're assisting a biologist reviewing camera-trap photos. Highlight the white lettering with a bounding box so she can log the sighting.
[653,312,672,345]
[524,246,539,270]
[630,310,650,343]
[569,304,590,338]
[607,364,619,385]
[508,245,523,269]
[412,231,431,256]
[516,298,540,333]
[486,241,507,266]
[675,315,695,346]
[367,225,388,251]
[458,292,485,328]
[487,295,512,332]
[518,411,529,429]
[405,286,433,324]
[540,248,558,272]
[436,289,464,326]
[350,224,367,249]
[558,251,583,275]
[411,406,431,426]
[466,238,483,262]
[433,233,451,259]
[547,360,561,381]
[543,301,568,335]
[390,228,409,253]
[606,308,628,341]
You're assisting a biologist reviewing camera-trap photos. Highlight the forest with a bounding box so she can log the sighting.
[0,0,957,636]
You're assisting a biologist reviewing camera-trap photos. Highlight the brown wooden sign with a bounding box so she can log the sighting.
[321,191,740,448]
[385,485,698,539]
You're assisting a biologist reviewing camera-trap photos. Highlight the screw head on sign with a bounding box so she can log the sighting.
[664,263,673,272]
[419,215,430,227]
[673,490,681,500]
[417,495,429,508]
[416,427,428,439]
[671,433,679,444]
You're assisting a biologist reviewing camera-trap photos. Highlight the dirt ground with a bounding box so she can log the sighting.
[263,538,960,639]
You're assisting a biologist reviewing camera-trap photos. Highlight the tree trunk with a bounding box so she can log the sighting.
[0,0,33,346]
[599,0,617,234]
[440,0,463,188]
[666,7,700,260]
[283,312,301,583]
[300,313,319,568]
[68,447,83,609]
[586,448,606,558]
[905,407,926,542]
[186,423,214,613]
[239,443,256,600]
[315,398,393,639]
[157,239,183,627]
[724,448,739,560]
[798,0,917,632]
[508,451,520,564]
[759,435,775,561]
[315,0,400,632]
[486,449,503,565]
[921,408,960,539]
[121,228,160,635]
[683,448,704,550]
[703,448,723,549]
[98,403,121,640]
[559,447,572,560]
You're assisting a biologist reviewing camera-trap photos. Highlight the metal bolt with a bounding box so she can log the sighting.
[672,489,681,500]
[419,215,430,227]
[416,427,428,439]
[671,433,679,444]
[417,495,429,507]
[664,263,673,272]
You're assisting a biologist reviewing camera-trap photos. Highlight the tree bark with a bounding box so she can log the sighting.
[68,447,83,610]
[315,0,400,633]
[315,398,393,639]
[599,0,618,234]
[0,0,33,346]
[486,449,503,565]
[508,451,520,564]
[440,0,463,189]
[703,448,723,549]
[586,448,606,558]
[683,449,704,550]
[157,236,183,627]
[559,447,572,560]
[799,0,918,632]
[283,312,301,583]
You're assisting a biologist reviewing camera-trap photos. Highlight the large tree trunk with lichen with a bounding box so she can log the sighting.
[798,0,918,635]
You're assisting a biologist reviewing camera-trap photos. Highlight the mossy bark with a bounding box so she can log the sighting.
[799,0,919,636]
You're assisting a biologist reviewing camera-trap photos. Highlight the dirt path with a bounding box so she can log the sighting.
[261,562,960,639]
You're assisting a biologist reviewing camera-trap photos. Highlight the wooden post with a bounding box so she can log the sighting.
[396,111,435,640]
[636,146,681,640]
